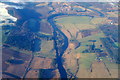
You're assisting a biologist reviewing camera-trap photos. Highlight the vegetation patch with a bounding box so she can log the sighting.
[78,53,96,69]
[35,40,56,58]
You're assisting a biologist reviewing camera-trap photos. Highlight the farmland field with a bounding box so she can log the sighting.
[1,2,119,79]
[36,40,56,58]
[55,16,96,30]
[55,15,119,78]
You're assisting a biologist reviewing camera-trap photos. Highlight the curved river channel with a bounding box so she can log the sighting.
[6,4,105,78]
[47,10,104,78]
[48,14,69,79]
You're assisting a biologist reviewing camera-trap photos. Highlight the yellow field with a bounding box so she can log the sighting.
[91,17,107,25]
[57,23,96,30]
[107,12,118,17]
[36,3,48,7]
[37,40,56,58]
[41,40,54,53]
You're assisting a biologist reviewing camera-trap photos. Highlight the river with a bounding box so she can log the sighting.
[8,8,69,78]
[6,3,105,79]
[47,9,105,78]
[48,14,69,79]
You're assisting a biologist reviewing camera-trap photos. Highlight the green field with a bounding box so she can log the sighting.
[36,40,56,58]
[54,16,107,44]
[91,17,107,25]
[55,16,92,24]
[41,40,54,53]
[74,32,106,53]
[79,53,96,69]
[55,15,108,57]
[55,16,97,31]
[101,57,119,69]
[55,16,107,30]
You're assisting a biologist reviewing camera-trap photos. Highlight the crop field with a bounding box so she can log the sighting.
[55,16,92,24]
[36,3,49,7]
[91,17,107,25]
[101,57,119,78]
[55,16,107,41]
[41,40,54,53]
[58,23,96,33]
[56,15,119,78]
[55,16,96,31]
[78,53,96,69]
[79,32,105,44]
[63,52,78,74]
[64,53,97,78]
[107,12,118,17]
[102,57,118,69]
[74,32,106,53]
[2,48,32,77]
[1,2,119,79]
[76,54,119,78]
[36,40,56,58]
